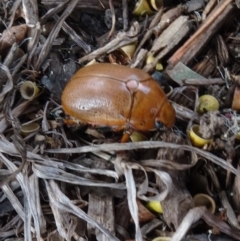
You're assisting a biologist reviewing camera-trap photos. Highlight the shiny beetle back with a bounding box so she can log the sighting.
[61,63,175,131]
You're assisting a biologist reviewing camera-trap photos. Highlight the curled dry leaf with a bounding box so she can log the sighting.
[0,64,13,103]
[172,206,240,241]
[0,24,27,57]
[44,140,240,177]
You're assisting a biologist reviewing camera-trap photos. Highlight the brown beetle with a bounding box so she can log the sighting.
[61,63,175,141]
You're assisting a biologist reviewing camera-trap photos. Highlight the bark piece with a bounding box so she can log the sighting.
[115,199,131,230]
[143,15,191,72]
[87,193,115,241]
[150,16,189,55]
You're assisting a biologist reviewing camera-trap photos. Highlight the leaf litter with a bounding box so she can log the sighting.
[1,1,240,241]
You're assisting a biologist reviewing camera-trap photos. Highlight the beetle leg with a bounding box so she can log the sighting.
[64,117,80,126]
[121,129,133,143]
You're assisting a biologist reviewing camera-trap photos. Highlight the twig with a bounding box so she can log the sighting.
[122,0,128,31]
[202,0,217,20]
[134,7,164,57]
[108,0,116,39]
[183,78,225,85]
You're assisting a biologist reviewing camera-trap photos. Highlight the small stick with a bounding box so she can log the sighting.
[183,78,225,85]
[122,0,128,31]
[108,0,116,39]
[202,0,217,20]
[134,7,164,57]
[79,22,139,64]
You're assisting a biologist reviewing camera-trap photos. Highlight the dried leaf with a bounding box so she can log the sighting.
[0,24,27,56]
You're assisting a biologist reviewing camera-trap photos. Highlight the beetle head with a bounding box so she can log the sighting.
[155,120,164,129]
[155,100,175,129]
